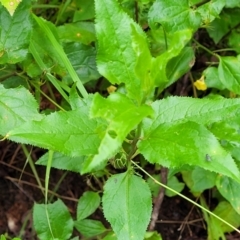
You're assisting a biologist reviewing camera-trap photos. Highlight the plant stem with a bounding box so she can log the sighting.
[128,124,142,168]
[213,48,235,53]
[32,4,60,9]
[21,144,44,195]
[189,72,198,98]
[193,38,220,60]
[49,171,68,202]
[132,161,240,234]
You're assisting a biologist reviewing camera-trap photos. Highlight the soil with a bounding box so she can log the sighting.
[0,141,240,240]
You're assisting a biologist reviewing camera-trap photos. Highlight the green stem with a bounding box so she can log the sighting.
[213,48,235,53]
[189,72,198,98]
[193,38,220,60]
[29,43,70,103]
[46,81,56,102]
[21,144,44,195]
[49,171,68,202]
[45,150,54,203]
[31,82,66,111]
[128,124,141,168]
[55,0,72,25]
[132,161,240,234]
[32,4,60,9]
[163,26,168,50]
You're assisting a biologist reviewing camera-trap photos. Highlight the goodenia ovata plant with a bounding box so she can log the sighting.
[1,0,240,239]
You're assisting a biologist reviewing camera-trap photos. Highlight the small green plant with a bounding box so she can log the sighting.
[1,0,240,239]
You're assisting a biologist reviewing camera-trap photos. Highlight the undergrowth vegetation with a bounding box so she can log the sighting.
[1,0,240,239]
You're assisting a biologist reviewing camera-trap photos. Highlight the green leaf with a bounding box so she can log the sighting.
[36,152,86,173]
[152,30,192,91]
[209,118,240,162]
[130,24,155,99]
[102,171,152,240]
[213,201,240,233]
[74,219,106,238]
[0,0,32,64]
[70,237,79,240]
[63,42,100,84]
[216,175,240,214]
[95,0,152,103]
[165,175,185,197]
[144,231,162,240]
[148,0,201,33]
[218,56,240,94]
[147,174,184,197]
[143,96,240,133]
[0,236,20,240]
[30,20,65,76]
[57,22,96,45]
[2,75,29,89]
[204,212,225,240]
[0,85,42,136]
[225,0,240,8]
[209,119,240,147]
[203,67,225,90]
[0,0,22,15]
[166,47,195,87]
[21,52,42,78]
[6,96,107,157]
[81,92,153,173]
[182,167,217,194]
[207,8,240,44]
[33,15,88,98]
[228,29,240,54]
[102,231,118,240]
[77,191,100,220]
[147,27,167,57]
[197,0,225,24]
[189,0,202,4]
[73,0,95,21]
[147,174,160,197]
[91,93,153,140]
[200,197,225,240]
[33,199,74,240]
[138,121,240,182]
[69,84,85,110]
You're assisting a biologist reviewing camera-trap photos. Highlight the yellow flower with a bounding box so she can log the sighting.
[107,85,117,94]
[194,76,207,91]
